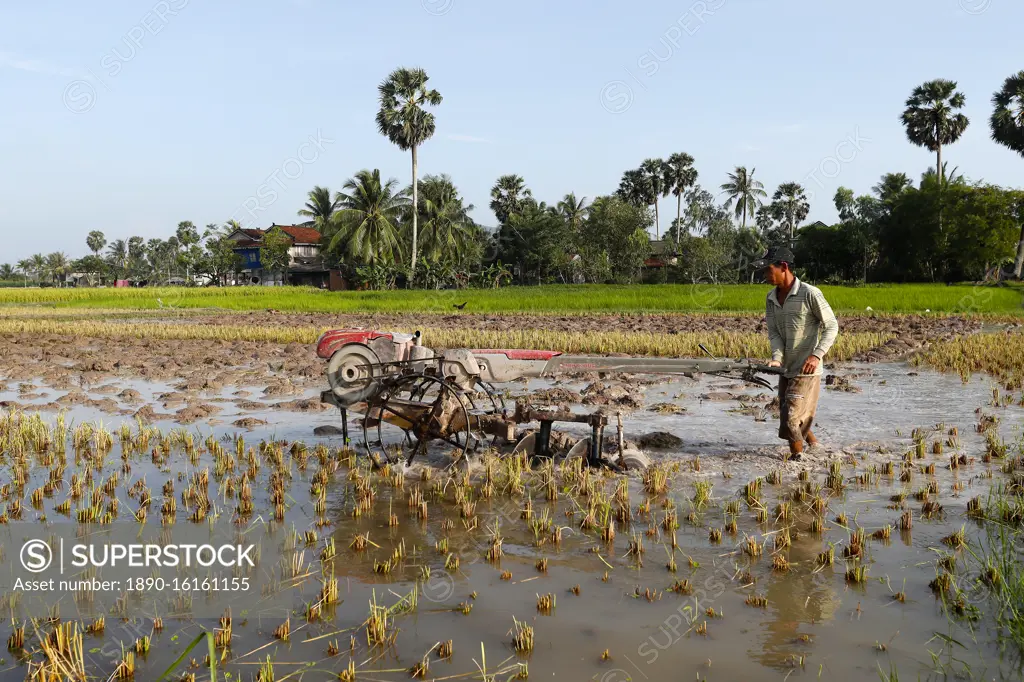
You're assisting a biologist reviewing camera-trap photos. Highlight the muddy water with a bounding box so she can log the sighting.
[1,362,1022,681]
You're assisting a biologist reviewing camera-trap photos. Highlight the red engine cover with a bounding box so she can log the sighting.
[316,329,393,359]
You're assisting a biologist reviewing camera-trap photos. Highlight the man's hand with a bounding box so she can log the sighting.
[767,360,782,368]
[802,355,820,374]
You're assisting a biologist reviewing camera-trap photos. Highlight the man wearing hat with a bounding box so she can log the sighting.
[751,246,839,461]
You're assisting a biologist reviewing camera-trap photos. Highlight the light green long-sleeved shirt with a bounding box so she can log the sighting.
[766,278,839,378]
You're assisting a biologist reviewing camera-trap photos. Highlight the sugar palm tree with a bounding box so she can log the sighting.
[639,158,668,239]
[297,185,340,232]
[86,230,106,256]
[770,182,810,245]
[720,166,767,231]
[664,153,698,244]
[616,169,654,211]
[557,193,589,232]
[376,67,443,277]
[490,175,533,224]
[330,169,409,265]
[901,79,969,184]
[990,70,1024,277]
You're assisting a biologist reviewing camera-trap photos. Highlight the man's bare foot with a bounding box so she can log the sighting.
[787,440,804,462]
[806,430,819,448]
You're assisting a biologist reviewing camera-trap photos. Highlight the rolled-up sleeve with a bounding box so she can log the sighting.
[810,289,839,359]
[766,298,784,363]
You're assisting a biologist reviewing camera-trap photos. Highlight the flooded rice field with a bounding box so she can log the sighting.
[1,347,1023,681]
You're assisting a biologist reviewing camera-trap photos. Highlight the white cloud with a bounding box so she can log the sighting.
[0,51,82,79]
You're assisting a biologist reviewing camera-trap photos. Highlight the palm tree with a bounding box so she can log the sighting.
[330,169,409,265]
[616,169,654,211]
[30,254,46,286]
[901,79,969,185]
[413,174,476,264]
[770,182,810,245]
[0,264,14,281]
[45,252,70,286]
[297,186,340,232]
[872,172,914,204]
[556,193,589,232]
[663,153,698,244]
[107,240,128,278]
[490,175,533,224]
[990,70,1024,277]
[376,67,443,278]
[16,259,32,286]
[639,158,668,239]
[86,231,106,256]
[720,166,767,232]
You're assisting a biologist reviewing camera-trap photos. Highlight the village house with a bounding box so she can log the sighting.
[225,223,331,287]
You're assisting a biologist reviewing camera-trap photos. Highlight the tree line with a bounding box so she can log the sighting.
[4,71,1023,288]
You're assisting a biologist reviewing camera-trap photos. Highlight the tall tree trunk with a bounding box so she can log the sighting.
[675,193,682,246]
[410,145,419,280]
[653,200,660,240]
[1013,223,1024,278]
[741,201,747,232]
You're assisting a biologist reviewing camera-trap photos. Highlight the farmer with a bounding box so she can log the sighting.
[752,246,839,461]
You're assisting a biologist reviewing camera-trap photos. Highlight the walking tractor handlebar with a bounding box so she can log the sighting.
[316,329,785,470]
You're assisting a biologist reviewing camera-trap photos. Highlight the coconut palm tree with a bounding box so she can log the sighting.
[664,153,698,244]
[901,79,969,184]
[376,67,443,277]
[720,166,767,231]
[45,252,70,286]
[107,240,128,278]
[770,182,810,245]
[297,186,340,232]
[16,259,32,286]
[556,193,589,233]
[990,70,1024,277]
[490,175,533,224]
[638,158,668,239]
[412,174,477,265]
[872,172,914,204]
[330,169,409,265]
[30,254,46,285]
[0,264,14,281]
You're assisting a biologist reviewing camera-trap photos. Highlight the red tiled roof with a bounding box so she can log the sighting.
[231,225,322,245]
[277,225,322,244]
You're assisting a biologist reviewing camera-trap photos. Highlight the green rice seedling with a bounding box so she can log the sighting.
[536,593,556,614]
[643,464,669,495]
[669,578,693,595]
[745,594,768,608]
[744,536,763,558]
[941,525,967,549]
[810,516,826,534]
[772,554,790,572]
[535,557,548,572]
[897,511,913,531]
[744,478,763,505]
[693,480,713,509]
[817,544,835,566]
[845,564,867,584]
[798,469,809,482]
[930,572,953,595]
[511,618,534,653]
[967,496,983,517]
[766,469,782,485]
[725,517,738,534]
[724,499,741,515]
[872,525,892,541]
[709,527,722,543]
[775,500,792,522]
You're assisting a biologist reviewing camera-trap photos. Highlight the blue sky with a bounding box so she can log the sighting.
[1,0,1020,263]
